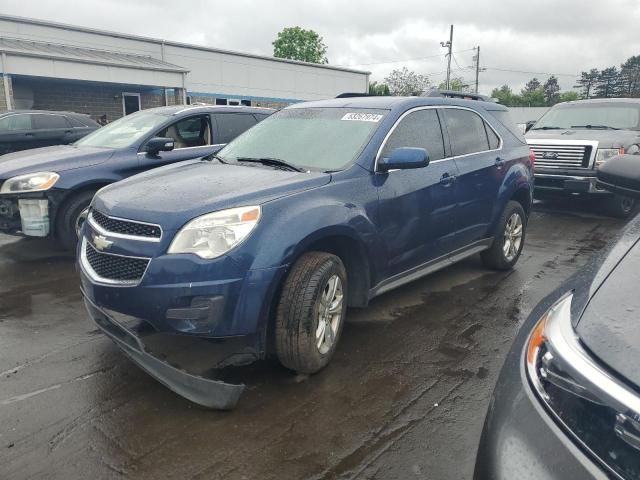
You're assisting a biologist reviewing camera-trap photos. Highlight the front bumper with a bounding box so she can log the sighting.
[474,347,608,479]
[0,190,63,236]
[83,292,244,409]
[534,172,609,195]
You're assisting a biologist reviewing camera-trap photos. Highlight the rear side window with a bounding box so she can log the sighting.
[443,109,492,156]
[486,125,500,149]
[380,109,445,160]
[214,113,257,144]
[34,114,71,129]
[0,114,32,131]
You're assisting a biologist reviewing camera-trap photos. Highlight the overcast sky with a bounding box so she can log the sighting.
[1,0,639,94]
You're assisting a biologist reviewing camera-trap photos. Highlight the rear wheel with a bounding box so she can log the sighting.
[56,190,96,251]
[275,252,347,374]
[481,201,526,271]
[606,195,635,219]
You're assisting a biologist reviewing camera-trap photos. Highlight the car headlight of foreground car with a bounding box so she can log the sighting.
[0,172,60,194]
[168,206,261,259]
[595,148,626,167]
[526,293,640,478]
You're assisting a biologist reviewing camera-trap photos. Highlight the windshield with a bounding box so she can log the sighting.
[533,103,640,131]
[217,107,387,171]
[75,111,169,148]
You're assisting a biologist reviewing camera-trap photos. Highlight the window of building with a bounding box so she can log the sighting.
[380,109,445,160]
[443,109,493,156]
[241,100,252,106]
[215,98,227,106]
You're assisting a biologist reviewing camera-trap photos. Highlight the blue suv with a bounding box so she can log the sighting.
[79,96,534,409]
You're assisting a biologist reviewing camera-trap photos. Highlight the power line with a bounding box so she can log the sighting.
[484,67,578,77]
[334,48,475,67]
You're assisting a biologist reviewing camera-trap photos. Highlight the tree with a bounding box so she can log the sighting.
[384,67,430,96]
[543,76,561,106]
[522,78,542,95]
[272,27,328,64]
[558,91,579,102]
[594,67,619,98]
[619,55,640,97]
[491,85,519,106]
[368,81,390,96]
[574,69,599,99]
[437,77,469,91]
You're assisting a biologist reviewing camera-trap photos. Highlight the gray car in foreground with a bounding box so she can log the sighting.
[475,155,640,479]
[526,98,640,217]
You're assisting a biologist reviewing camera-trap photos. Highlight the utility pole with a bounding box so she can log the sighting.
[474,46,481,94]
[440,25,453,90]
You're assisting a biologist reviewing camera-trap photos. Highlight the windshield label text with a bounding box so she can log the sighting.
[341,113,383,123]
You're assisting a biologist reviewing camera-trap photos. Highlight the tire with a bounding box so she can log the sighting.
[606,195,635,219]
[481,201,526,271]
[275,252,348,374]
[56,190,96,251]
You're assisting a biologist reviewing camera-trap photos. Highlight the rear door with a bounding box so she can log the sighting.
[138,114,217,169]
[32,113,74,148]
[375,107,460,277]
[0,113,35,154]
[441,107,504,246]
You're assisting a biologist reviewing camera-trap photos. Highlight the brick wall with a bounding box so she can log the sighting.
[12,78,172,122]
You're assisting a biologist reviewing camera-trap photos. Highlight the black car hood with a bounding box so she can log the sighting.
[93,160,331,230]
[526,129,640,148]
[0,145,114,179]
[575,217,640,389]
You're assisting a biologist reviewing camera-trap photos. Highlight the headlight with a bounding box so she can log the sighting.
[595,148,625,167]
[526,292,640,478]
[626,144,640,155]
[168,206,261,259]
[0,172,60,194]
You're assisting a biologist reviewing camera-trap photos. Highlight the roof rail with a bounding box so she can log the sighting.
[335,92,375,98]
[422,89,494,102]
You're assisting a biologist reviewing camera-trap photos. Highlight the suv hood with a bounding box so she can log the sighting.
[0,145,114,179]
[575,220,640,389]
[526,129,640,149]
[93,160,332,229]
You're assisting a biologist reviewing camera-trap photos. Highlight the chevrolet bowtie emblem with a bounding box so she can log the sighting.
[93,234,113,251]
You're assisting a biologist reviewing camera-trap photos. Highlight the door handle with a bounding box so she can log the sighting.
[495,157,505,168]
[440,173,456,186]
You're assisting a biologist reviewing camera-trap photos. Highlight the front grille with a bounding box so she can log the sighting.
[84,241,149,283]
[529,143,593,169]
[90,210,161,239]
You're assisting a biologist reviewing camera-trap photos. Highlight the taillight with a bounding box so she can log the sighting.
[529,149,536,167]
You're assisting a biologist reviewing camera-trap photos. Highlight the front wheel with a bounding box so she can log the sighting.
[55,190,96,251]
[275,252,348,374]
[481,201,527,271]
[606,195,636,219]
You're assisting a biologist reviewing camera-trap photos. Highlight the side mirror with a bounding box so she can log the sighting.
[145,137,175,155]
[378,147,430,172]
[525,121,536,133]
[597,154,640,199]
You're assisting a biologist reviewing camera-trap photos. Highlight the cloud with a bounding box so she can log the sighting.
[1,0,638,94]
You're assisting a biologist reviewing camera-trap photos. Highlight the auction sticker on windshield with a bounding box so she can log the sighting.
[341,113,384,122]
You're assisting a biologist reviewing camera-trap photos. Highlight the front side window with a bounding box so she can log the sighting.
[444,109,492,156]
[75,111,169,149]
[0,114,32,131]
[214,113,257,144]
[218,107,387,172]
[380,109,445,160]
[533,103,640,131]
[160,116,211,149]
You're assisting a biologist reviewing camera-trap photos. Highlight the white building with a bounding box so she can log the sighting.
[0,14,370,120]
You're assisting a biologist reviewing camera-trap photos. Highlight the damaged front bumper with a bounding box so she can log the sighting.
[83,291,245,410]
[0,192,54,237]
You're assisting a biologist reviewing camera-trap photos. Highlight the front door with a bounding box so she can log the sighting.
[441,108,505,246]
[375,108,459,278]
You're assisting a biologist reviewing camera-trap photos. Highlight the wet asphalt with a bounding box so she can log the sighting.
[0,199,629,480]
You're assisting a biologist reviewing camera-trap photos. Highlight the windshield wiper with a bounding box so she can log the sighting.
[571,124,620,130]
[531,126,565,130]
[235,157,306,172]
[203,154,227,163]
